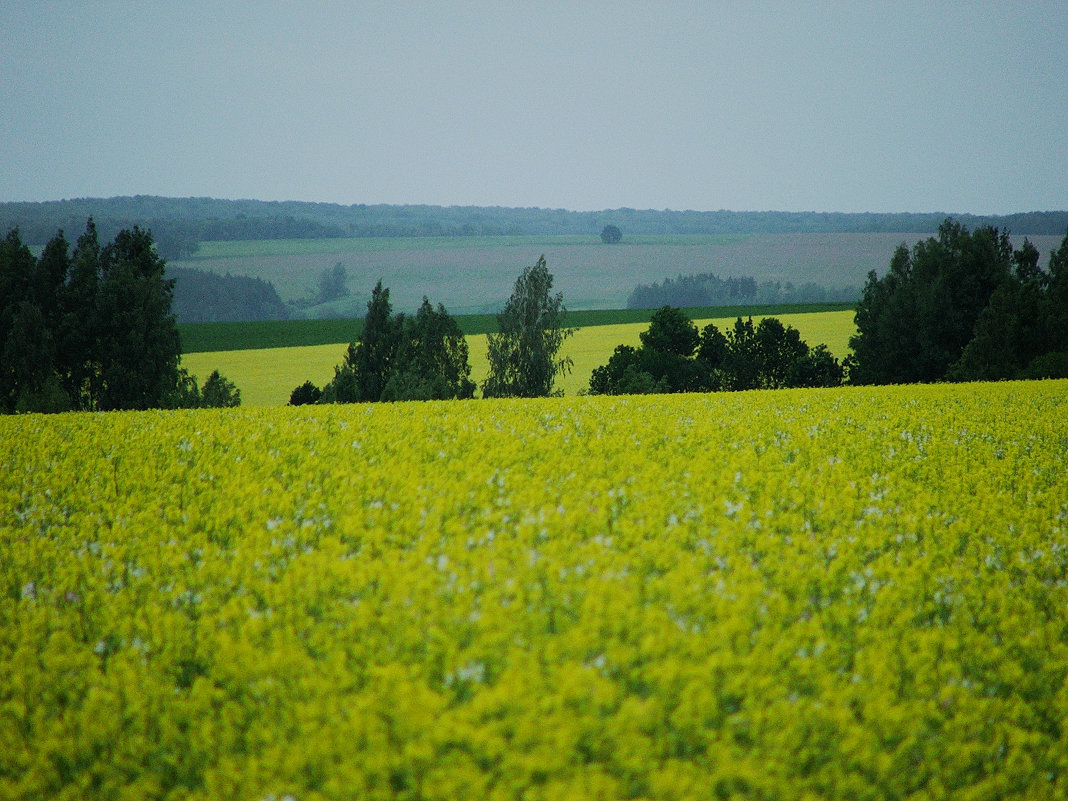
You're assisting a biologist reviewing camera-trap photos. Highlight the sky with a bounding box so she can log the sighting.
[2,1,1066,214]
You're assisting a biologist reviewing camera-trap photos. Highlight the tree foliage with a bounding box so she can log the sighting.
[327,281,402,403]
[320,282,474,403]
[483,256,574,398]
[382,298,476,401]
[589,307,843,395]
[0,219,238,413]
[849,220,1068,384]
[589,345,670,396]
[600,224,622,244]
[289,380,323,406]
[92,226,183,410]
[169,267,289,323]
[163,368,242,409]
[0,220,239,413]
[200,370,242,408]
[628,272,859,309]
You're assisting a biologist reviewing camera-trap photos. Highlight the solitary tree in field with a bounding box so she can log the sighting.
[483,256,574,398]
[600,224,622,244]
[314,262,350,305]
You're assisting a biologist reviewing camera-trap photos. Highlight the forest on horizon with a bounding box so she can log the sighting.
[3,196,1067,260]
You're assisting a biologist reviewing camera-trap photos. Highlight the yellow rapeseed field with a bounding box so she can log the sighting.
[182,310,857,405]
[3,381,1066,800]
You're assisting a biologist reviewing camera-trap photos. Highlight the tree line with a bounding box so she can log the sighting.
[289,218,1068,406]
[7,217,1065,414]
[170,267,290,323]
[848,220,1068,383]
[291,256,573,405]
[5,197,1067,260]
[168,262,349,324]
[589,307,843,395]
[596,220,1068,394]
[627,272,859,310]
[0,220,239,413]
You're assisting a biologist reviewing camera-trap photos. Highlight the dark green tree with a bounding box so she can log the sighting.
[849,219,1014,384]
[695,322,729,390]
[950,230,1068,380]
[326,281,403,403]
[1042,230,1068,357]
[163,368,203,409]
[786,344,845,388]
[2,218,218,413]
[600,224,622,244]
[93,226,182,410]
[59,219,103,407]
[323,284,473,403]
[848,245,922,384]
[640,306,699,357]
[201,370,242,408]
[1,300,69,413]
[723,317,761,390]
[696,322,728,368]
[0,229,46,411]
[483,256,573,398]
[633,307,706,391]
[0,228,35,316]
[161,367,242,409]
[589,345,667,395]
[382,298,475,401]
[589,311,841,395]
[289,380,322,406]
[1018,351,1068,379]
[354,280,403,401]
[948,282,1037,380]
[753,317,809,389]
[29,231,71,332]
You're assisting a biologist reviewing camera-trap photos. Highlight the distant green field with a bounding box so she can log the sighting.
[184,309,858,406]
[183,233,753,260]
[179,302,857,353]
[168,230,941,317]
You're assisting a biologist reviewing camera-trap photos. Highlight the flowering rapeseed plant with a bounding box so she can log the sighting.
[1,380,1066,799]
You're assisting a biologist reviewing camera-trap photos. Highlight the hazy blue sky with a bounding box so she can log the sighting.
[3,1,1066,213]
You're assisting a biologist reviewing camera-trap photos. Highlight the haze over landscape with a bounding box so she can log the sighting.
[7,7,1068,797]
[3,1,1066,214]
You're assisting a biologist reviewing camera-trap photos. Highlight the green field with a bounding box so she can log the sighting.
[171,230,1065,324]
[170,231,975,316]
[184,309,857,406]
[181,234,775,264]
